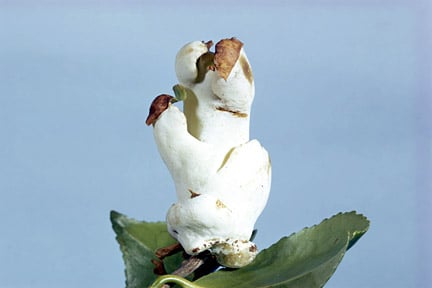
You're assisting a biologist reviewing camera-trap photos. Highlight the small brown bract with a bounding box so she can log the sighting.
[214,38,244,80]
[146,94,174,126]
[188,189,201,199]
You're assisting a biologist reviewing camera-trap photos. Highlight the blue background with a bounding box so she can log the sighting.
[1,1,431,287]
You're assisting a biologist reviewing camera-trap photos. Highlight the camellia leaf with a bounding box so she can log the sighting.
[193,211,369,288]
[110,210,183,288]
[113,211,369,288]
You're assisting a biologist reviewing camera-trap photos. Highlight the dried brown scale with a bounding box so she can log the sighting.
[155,242,183,259]
[146,94,174,126]
[172,257,204,278]
[214,38,244,80]
[152,259,167,275]
[159,256,205,288]
[188,189,201,198]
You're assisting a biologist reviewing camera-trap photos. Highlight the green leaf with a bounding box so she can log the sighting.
[193,211,369,288]
[110,210,184,288]
[112,211,369,288]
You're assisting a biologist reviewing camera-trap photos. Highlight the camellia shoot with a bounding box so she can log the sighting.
[111,37,370,288]
[146,38,271,268]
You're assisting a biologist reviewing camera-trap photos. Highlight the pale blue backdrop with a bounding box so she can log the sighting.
[1,0,431,287]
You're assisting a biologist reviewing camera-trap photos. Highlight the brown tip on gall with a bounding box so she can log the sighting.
[214,37,244,80]
[146,94,174,126]
[188,189,201,199]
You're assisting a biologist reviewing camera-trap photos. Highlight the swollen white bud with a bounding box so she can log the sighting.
[150,38,271,268]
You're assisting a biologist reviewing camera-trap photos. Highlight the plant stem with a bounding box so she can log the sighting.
[172,257,204,277]
[156,256,204,288]
[151,274,205,288]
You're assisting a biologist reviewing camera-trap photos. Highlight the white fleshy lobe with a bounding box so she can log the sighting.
[152,39,271,268]
[175,41,210,84]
